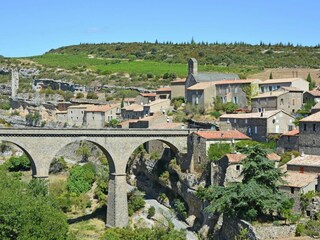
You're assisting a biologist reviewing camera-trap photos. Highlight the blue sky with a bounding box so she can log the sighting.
[0,0,319,57]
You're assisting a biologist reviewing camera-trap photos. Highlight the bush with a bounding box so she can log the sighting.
[147,206,155,219]
[86,91,99,99]
[159,171,170,184]
[173,198,188,220]
[128,191,145,216]
[208,143,232,162]
[210,111,222,118]
[67,163,96,195]
[49,156,68,174]
[296,220,320,237]
[76,92,84,98]
[5,154,31,171]
[279,150,300,166]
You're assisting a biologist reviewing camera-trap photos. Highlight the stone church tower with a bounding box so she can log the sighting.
[188,58,198,76]
[11,68,19,98]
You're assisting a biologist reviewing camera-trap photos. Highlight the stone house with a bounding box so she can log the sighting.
[258,78,309,93]
[83,104,120,128]
[303,90,320,103]
[67,104,94,127]
[135,93,157,105]
[55,110,67,123]
[185,58,239,98]
[186,82,215,110]
[311,102,320,114]
[121,99,171,120]
[276,129,299,154]
[299,111,320,155]
[156,87,171,99]
[171,78,186,99]
[251,87,303,114]
[212,152,280,186]
[190,130,250,172]
[280,155,320,212]
[220,110,295,142]
[186,78,261,110]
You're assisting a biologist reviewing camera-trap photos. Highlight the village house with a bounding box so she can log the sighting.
[185,58,239,98]
[276,129,299,154]
[186,82,215,110]
[135,92,157,105]
[251,87,303,114]
[212,152,281,186]
[299,111,320,155]
[171,78,186,99]
[219,110,295,142]
[303,90,320,103]
[190,130,250,172]
[311,102,320,114]
[156,87,171,99]
[121,99,171,120]
[258,78,309,93]
[67,104,93,127]
[83,103,120,128]
[280,155,320,212]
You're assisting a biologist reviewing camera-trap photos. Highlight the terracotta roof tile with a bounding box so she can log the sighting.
[213,79,258,85]
[226,153,247,163]
[299,111,320,122]
[85,104,119,112]
[171,78,186,83]
[140,93,156,97]
[187,82,214,90]
[306,90,320,97]
[282,171,319,188]
[259,78,305,85]
[282,129,299,136]
[287,154,320,167]
[156,87,171,92]
[220,110,284,119]
[194,130,250,140]
[267,152,281,161]
[252,91,286,99]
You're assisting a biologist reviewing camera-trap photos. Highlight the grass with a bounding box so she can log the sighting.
[29,54,260,77]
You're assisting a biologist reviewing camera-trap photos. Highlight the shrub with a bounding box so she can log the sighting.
[147,206,155,219]
[279,150,300,167]
[159,171,170,184]
[173,198,188,220]
[210,111,221,118]
[128,191,145,216]
[67,163,96,195]
[49,156,68,174]
[208,143,232,162]
[5,154,31,171]
[86,91,98,99]
[150,151,160,160]
[76,92,84,98]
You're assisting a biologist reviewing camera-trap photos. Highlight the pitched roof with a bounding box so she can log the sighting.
[140,93,156,97]
[187,82,214,90]
[156,87,171,92]
[282,129,299,136]
[287,154,320,167]
[220,110,285,119]
[68,104,94,109]
[144,99,170,106]
[252,91,286,99]
[225,152,280,164]
[299,111,320,122]
[122,104,143,111]
[85,104,119,112]
[259,78,305,85]
[281,171,319,188]
[213,79,258,85]
[171,78,186,83]
[267,152,281,161]
[281,86,303,92]
[312,102,320,110]
[306,90,320,97]
[225,153,247,163]
[194,130,250,140]
[193,73,239,82]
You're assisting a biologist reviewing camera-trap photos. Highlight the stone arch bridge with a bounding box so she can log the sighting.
[0,128,191,227]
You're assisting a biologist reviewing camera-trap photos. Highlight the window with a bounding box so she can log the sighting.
[313,124,316,132]
[292,99,295,106]
[236,165,240,171]
[254,126,258,134]
[248,127,251,135]
[234,119,237,123]
[280,98,284,105]
[234,87,238,93]
[195,96,199,105]
[269,86,272,91]
[300,167,304,173]
[287,136,290,142]
[304,124,307,131]
[198,156,201,163]
[290,187,295,194]
[233,97,238,104]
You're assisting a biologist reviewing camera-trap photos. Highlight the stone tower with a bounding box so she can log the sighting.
[188,58,198,76]
[11,68,19,98]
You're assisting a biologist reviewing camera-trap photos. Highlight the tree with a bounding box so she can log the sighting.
[86,91,99,99]
[0,169,69,239]
[197,146,294,222]
[306,73,316,90]
[269,72,273,79]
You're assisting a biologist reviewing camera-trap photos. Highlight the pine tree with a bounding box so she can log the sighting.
[269,72,273,79]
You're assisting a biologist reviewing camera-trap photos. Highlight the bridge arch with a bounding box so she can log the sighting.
[0,140,37,176]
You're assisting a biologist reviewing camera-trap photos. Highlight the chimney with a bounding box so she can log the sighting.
[188,58,198,76]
